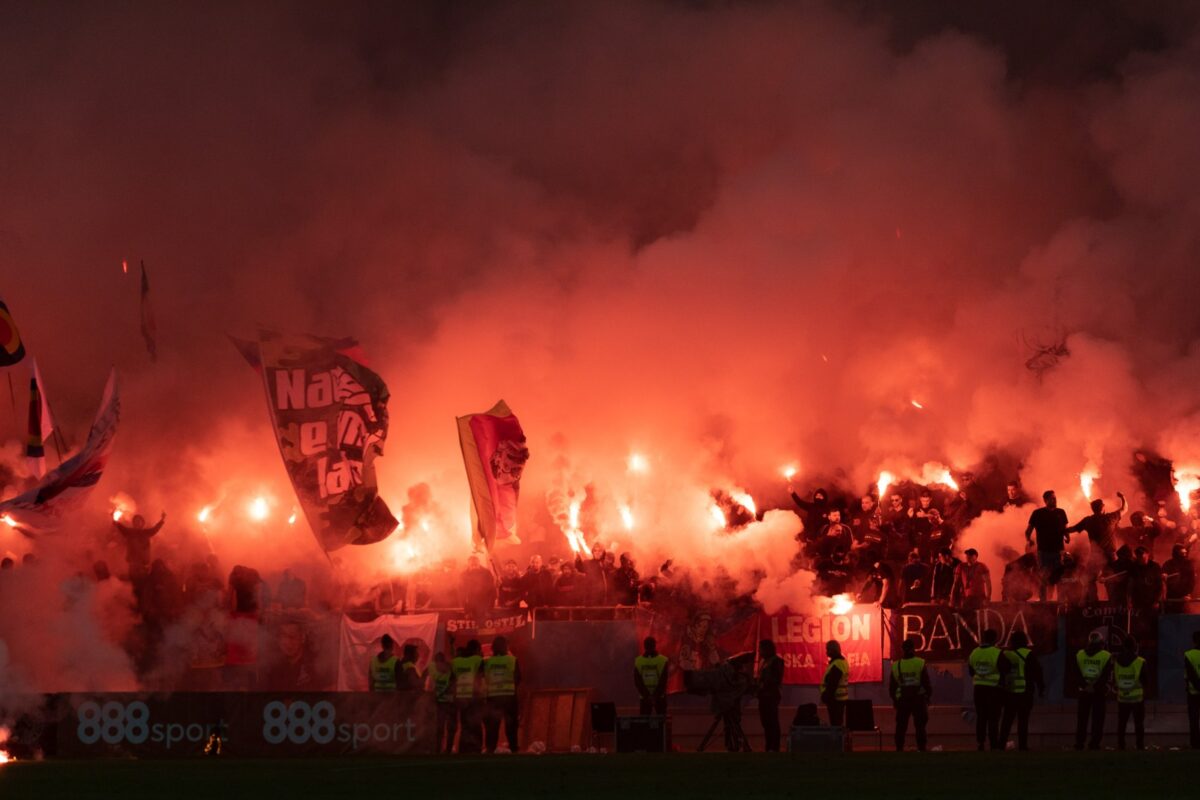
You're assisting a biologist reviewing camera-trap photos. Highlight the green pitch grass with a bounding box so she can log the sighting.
[4,751,1200,800]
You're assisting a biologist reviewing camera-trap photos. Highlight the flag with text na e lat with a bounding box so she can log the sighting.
[0,297,27,367]
[248,331,398,552]
[26,359,55,477]
[457,400,530,550]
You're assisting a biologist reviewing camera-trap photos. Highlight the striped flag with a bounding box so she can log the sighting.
[0,297,26,367]
[140,261,157,361]
[457,400,529,550]
[26,359,55,476]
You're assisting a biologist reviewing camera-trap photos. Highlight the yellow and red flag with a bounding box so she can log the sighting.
[0,297,26,367]
[457,400,529,550]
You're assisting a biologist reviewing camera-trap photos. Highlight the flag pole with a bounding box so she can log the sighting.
[6,372,13,412]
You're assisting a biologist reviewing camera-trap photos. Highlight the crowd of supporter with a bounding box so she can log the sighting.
[790,467,1199,613]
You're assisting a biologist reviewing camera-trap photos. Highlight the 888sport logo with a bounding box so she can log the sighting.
[262,700,336,744]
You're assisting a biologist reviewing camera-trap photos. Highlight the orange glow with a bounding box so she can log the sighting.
[627,453,649,473]
[781,464,798,480]
[0,749,13,765]
[197,505,213,524]
[910,399,924,409]
[1080,470,1097,500]
[111,508,124,522]
[287,509,298,525]
[121,259,128,274]
[830,593,854,615]
[877,470,895,501]
[564,499,587,553]
[248,496,270,521]
[0,514,16,528]
[1175,469,1200,513]
[708,504,726,529]
[730,489,756,517]
[619,503,635,531]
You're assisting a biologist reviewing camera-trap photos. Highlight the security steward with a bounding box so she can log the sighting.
[821,640,849,727]
[889,637,932,751]
[1114,639,1147,750]
[369,634,398,692]
[483,635,521,754]
[967,628,1003,750]
[1074,632,1113,750]
[452,639,485,754]
[1186,630,1200,749]
[757,639,785,752]
[429,651,455,754]
[634,637,669,715]
[998,631,1044,751]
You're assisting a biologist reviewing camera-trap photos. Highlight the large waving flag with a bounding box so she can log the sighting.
[0,298,26,367]
[457,400,529,550]
[26,359,55,477]
[1,370,119,533]
[234,331,397,551]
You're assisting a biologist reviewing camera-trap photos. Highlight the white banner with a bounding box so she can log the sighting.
[336,613,439,691]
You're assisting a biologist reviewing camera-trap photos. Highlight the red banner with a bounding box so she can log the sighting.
[761,604,883,685]
[457,400,529,549]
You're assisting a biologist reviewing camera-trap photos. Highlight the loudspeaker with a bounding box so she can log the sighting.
[590,702,617,733]
[791,703,820,727]
[615,715,669,753]
[844,700,875,732]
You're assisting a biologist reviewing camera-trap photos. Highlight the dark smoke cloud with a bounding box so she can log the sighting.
[3,1,1200,683]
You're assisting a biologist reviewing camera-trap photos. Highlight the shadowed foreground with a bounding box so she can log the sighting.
[4,752,1200,800]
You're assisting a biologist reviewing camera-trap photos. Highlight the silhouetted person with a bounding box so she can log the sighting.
[757,639,784,752]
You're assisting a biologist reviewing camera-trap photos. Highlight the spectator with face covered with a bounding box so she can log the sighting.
[1099,546,1136,606]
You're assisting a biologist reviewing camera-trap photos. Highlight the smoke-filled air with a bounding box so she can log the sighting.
[2,1,1200,693]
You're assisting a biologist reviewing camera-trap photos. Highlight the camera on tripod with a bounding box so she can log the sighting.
[682,651,756,751]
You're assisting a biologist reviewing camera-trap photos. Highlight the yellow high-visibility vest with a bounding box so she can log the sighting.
[370,654,398,692]
[431,665,454,703]
[484,654,517,697]
[968,646,1001,687]
[1076,649,1111,687]
[1003,648,1031,694]
[1185,649,1200,697]
[451,655,483,700]
[1113,657,1145,703]
[635,654,668,691]
[824,657,849,701]
[891,656,925,699]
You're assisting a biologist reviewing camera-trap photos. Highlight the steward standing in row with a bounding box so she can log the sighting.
[1114,640,1147,751]
[998,631,1044,751]
[1074,632,1113,750]
[967,629,1003,750]
[890,637,931,751]
[483,636,521,753]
